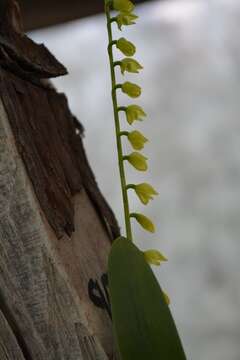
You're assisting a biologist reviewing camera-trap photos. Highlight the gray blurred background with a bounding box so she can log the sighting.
[30,1,240,359]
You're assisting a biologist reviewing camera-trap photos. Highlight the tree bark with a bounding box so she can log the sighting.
[0,1,119,359]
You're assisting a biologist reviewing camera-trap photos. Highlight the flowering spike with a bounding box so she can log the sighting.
[105,0,175,336]
[128,130,148,150]
[116,12,138,30]
[144,249,167,266]
[122,81,141,98]
[113,0,135,12]
[125,105,146,125]
[119,58,143,75]
[105,0,156,240]
[133,183,158,204]
[124,152,148,171]
[116,37,136,56]
[130,213,156,233]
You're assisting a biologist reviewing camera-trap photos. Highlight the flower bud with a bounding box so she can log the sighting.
[122,81,141,98]
[128,130,148,150]
[116,37,136,56]
[113,0,135,13]
[120,58,143,75]
[134,183,158,204]
[144,249,167,266]
[125,151,148,171]
[116,12,138,30]
[125,105,146,125]
[163,292,170,305]
[130,213,156,233]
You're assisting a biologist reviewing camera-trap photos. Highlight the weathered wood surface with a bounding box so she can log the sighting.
[0,69,114,360]
[0,0,67,80]
[0,1,119,359]
[0,308,26,360]
[0,69,119,241]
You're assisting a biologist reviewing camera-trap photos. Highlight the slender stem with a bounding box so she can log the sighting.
[114,61,122,68]
[105,2,133,241]
[108,40,117,49]
[119,131,129,137]
[118,106,126,112]
[126,184,135,190]
[110,17,117,24]
[114,84,122,90]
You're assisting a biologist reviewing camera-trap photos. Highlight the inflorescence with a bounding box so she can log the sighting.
[105,0,169,299]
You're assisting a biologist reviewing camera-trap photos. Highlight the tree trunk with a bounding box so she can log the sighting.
[0,1,119,359]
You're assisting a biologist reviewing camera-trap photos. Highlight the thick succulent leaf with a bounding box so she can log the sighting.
[108,237,186,360]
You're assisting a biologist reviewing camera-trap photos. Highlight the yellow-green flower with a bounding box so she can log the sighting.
[125,105,146,125]
[144,249,167,266]
[113,0,135,13]
[128,130,148,150]
[122,81,141,98]
[134,183,158,204]
[125,152,148,171]
[163,292,170,305]
[119,58,143,75]
[116,12,138,30]
[116,37,136,56]
[130,213,155,233]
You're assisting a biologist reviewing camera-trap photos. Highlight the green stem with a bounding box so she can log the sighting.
[119,131,129,137]
[110,17,117,24]
[114,84,122,90]
[108,40,117,48]
[105,2,133,241]
[118,106,127,112]
[114,61,122,68]
[126,184,135,190]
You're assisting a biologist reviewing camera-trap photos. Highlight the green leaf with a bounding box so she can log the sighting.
[108,237,187,360]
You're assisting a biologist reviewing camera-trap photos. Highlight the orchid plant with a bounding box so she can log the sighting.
[104,0,169,301]
[104,2,186,359]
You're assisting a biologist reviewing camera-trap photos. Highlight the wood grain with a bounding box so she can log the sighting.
[0,97,112,358]
[0,308,26,360]
[0,2,119,358]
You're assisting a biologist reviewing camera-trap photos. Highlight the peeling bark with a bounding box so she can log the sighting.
[0,1,119,358]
